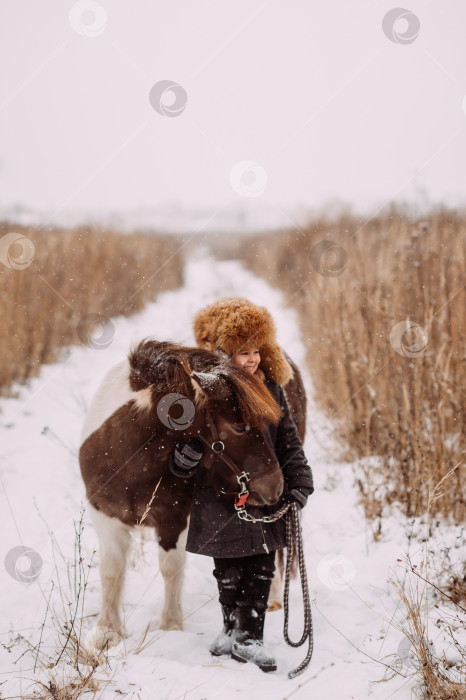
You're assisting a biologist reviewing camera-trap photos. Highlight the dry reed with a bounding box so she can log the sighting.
[226,208,465,524]
[0,222,184,396]
[14,510,113,699]
[391,563,466,700]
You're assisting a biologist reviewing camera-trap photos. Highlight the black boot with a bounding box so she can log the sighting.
[210,605,237,656]
[231,605,277,672]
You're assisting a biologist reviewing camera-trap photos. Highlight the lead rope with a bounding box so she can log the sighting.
[236,498,314,679]
[283,503,314,679]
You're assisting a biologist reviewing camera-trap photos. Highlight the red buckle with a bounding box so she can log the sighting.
[235,492,249,507]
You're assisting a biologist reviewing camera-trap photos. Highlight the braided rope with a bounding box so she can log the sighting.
[236,501,314,678]
[283,502,314,679]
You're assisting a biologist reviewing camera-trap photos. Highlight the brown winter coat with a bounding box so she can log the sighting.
[185,378,314,558]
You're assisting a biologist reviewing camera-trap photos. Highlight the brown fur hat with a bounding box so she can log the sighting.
[193,297,293,386]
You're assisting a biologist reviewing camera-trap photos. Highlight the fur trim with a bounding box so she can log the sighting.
[193,297,293,386]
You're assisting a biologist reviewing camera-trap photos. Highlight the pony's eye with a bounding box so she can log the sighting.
[232,424,249,434]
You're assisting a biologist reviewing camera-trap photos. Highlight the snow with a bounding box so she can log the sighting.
[191,369,226,389]
[0,252,462,699]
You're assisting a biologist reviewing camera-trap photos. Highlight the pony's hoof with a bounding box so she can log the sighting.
[90,624,125,650]
[266,601,282,612]
[159,616,182,631]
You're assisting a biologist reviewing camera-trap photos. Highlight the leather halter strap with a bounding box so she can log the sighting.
[204,403,247,479]
[179,358,252,492]
[204,403,253,503]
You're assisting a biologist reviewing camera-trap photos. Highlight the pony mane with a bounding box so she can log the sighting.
[221,364,283,428]
[128,339,208,396]
[128,339,282,428]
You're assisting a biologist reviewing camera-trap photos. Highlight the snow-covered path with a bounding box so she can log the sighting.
[1,252,417,699]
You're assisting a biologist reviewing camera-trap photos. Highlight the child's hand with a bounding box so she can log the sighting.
[170,438,203,477]
[282,488,307,510]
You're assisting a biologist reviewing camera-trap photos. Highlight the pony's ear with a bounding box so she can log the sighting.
[129,340,198,401]
[189,374,208,408]
[214,348,229,361]
[129,339,162,391]
[189,369,226,394]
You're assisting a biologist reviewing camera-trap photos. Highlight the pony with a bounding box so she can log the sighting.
[79,339,306,648]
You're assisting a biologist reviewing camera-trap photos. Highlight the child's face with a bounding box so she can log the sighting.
[231,347,261,374]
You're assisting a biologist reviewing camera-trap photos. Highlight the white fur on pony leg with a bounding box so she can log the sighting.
[158,528,187,630]
[89,504,131,649]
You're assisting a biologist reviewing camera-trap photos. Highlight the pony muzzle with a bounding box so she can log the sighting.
[247,470,284,506]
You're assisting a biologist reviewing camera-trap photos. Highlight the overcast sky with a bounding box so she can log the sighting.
[1,0,465,229]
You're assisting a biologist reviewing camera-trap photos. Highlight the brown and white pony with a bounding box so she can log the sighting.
[79,339,306,649]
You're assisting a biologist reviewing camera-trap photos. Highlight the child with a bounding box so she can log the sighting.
[169,297,313,672]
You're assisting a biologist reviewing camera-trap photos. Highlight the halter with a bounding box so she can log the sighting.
[179,357,252,507]
[204,403,251,509]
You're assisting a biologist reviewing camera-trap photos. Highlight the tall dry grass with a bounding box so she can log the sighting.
[17,510,112,699]
[391,565,465,700]
[231,209,465,524]
[0,223,184,396]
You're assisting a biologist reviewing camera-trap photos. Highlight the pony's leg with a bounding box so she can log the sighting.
[267,551,284,611]
[89,504,131,649]
[158,527,187,630]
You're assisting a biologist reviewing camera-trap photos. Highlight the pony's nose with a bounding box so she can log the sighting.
[258,471,284,506]
[274,479,284,502]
